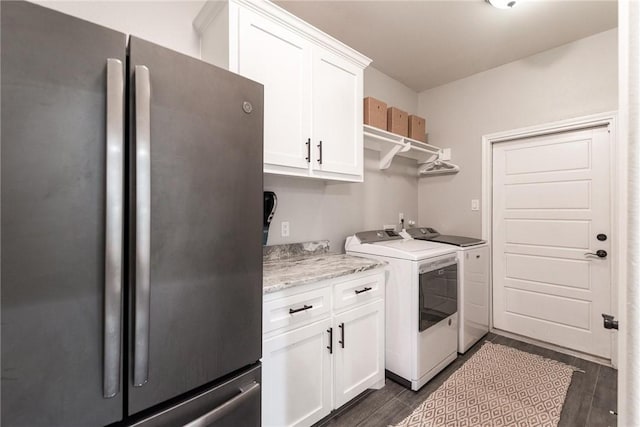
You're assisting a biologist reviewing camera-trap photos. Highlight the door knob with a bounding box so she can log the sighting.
[585,250,607,258]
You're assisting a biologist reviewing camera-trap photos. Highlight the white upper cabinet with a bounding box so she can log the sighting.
[195,0,371,182]
[237,7,312,173]
[312,48,363,178]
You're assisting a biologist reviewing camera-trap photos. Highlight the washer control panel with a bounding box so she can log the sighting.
[406,227,439,240]
[355,229,403,244]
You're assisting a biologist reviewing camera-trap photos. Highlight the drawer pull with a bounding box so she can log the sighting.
[289,304,313,314]
[327,327,333,354]
[354,287,373,295]
[339,323,345,348]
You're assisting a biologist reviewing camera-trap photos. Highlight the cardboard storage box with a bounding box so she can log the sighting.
[408,115,426,142]
[364,97,387,130]
[387,107,408,136]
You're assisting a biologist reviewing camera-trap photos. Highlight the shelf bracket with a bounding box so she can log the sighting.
[379,143,408,170]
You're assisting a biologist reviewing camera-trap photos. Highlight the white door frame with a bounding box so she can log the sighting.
[619,0,639,424]
[481,111,622,368]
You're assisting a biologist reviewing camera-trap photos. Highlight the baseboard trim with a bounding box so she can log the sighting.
[491,328,613,367]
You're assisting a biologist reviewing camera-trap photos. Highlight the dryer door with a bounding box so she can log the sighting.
[418,261,458,332]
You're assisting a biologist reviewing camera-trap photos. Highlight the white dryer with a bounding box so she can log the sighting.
[345,230,459,391]
[406,227,490,354]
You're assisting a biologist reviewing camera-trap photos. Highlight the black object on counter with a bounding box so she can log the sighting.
[264,191,277,245]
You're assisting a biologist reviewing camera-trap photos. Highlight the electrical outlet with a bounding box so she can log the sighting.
[399,212,404,223]
[471,199,480,211]
[281,221,290,237]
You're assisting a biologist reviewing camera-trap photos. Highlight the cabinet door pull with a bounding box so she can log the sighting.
[339,323,345,348]
[317,140,323,164]
[305,138,311,163]
[289,304,313,314]
[327,327,333,354]
[354,286,372,295]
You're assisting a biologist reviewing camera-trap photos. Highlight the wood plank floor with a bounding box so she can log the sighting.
[314,333,617,427]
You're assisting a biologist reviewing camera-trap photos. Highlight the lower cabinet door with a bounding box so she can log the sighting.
[263,319,332,427]
[333,300,385,408]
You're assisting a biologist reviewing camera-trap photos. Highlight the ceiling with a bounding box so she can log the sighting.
[275,0,618,92]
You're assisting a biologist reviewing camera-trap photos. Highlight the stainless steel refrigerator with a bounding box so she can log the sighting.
[1,2,263,426]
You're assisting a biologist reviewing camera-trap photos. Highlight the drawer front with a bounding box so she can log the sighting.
[264,287,331,333]
[333,273,384,311]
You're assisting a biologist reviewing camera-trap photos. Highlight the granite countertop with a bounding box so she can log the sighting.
[263,241,385,294]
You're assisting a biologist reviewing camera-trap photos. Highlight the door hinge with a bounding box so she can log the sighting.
[602,313,619,330]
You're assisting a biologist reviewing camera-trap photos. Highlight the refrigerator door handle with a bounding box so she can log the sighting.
[182,382,261,427]
[134,65,151,387]
[104,58,124,399]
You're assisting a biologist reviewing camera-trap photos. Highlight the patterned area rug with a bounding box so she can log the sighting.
[393,342,577,427]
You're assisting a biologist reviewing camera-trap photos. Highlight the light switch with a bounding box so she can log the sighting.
[471,199,480,211]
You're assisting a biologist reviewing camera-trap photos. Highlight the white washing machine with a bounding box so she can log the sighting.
[406,227,490,354]
[345,230,459,391]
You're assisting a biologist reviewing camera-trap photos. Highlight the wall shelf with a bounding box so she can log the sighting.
[363,124,441,169]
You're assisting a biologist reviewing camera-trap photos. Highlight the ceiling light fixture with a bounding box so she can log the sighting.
[486,0,519,9]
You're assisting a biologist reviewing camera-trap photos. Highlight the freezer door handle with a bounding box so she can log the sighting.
[183,381,261,427]
[134,64,151,387]
[104,58,124,399]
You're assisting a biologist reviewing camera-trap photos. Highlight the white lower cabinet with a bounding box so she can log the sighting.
[263,319,332,427]
[262,270,385,427]
[333,299,385,408]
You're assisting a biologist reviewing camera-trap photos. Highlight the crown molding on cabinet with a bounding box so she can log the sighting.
[193,0,372,69]
[193,1,226,33]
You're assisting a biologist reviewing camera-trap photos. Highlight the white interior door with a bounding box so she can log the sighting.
[237,7,312,172]
[492,127,612,359]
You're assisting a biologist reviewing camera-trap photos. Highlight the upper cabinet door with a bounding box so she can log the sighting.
[237,7,312,174]
[312,48,363,179]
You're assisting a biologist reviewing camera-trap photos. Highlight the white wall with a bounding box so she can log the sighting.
[32,1,205,58]
[417,29,618,238]
[364,66,419,114]
[264,67,420,251]
[265,150,418,251]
